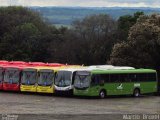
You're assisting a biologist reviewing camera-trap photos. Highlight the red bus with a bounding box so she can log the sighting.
[0,65,5,90]
[0,60,9,65]
[2,65,26,91]
[9,61,28,66]
[28,62,46,67]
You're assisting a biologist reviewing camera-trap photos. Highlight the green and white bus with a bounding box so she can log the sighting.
[73,69,157,98]
[54,67,87,95]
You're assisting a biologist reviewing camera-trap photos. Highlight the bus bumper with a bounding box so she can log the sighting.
[3,84,20,91]
[20,85,37,92]
[36,86,54,93]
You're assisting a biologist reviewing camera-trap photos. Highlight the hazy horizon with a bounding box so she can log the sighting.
[0,0,160,8]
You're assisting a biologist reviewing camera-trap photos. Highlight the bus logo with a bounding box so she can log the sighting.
[117,84,123,90]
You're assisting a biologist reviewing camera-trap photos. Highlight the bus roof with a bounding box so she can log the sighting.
[35,66,61,71]
[57,67,90,72]
[65,65,82,68]
[88,65,135,70]
[9,61,28,65]
[46,63,65,67]
[0,60,9,64]
[28,62,46,65]
[90,69,156,74]
[2,65,28,70]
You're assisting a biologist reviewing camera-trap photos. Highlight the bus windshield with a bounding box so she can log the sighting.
[22,71,37,85]
[74,71,91,89]
[38,72,54,86]
[55,71,72,87]
[4,70,20,84]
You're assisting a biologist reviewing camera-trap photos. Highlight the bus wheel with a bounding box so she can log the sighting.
[99,90,106,99]
[133,89,140,97]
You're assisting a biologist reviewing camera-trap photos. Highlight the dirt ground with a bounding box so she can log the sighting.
[0,91,159,120]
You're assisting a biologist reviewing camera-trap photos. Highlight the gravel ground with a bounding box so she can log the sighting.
[0,91,159,120]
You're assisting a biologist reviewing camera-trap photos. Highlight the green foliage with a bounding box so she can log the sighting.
[1,6,159,69]
[0,6,58,62]
[117,11,144,41]
[109,14,160,69]
[48,14,117,65]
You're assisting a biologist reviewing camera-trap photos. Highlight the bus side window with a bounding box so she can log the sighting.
[110,74,119,83]
[100,74,109,83]
[128,74,138,82]
[91,75,100,85]
[137,73,147,82]
[119,74,129,82]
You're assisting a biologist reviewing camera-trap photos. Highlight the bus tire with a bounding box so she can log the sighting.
[133,88,140,97]
[99,90,106,99]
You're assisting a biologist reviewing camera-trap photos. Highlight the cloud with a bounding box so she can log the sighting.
[0,0,160,8]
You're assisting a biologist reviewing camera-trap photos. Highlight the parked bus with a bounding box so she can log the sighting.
[0,66,4,90]
[54,67,87,95]
[54,68,76,95]
[46,63,65,67]
[73,69,157,98]
[54,66,113,95]
[9,61,28,65]
[20,67,38,92]
[3,65,25,91]
[36,67,60,93]
[0,60,9,65]
[28,62,46,67]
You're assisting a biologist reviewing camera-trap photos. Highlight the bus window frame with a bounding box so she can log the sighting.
[91,72,157,84]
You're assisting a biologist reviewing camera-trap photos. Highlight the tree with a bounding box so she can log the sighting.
[0,6,58,62]
[109,14,160,69]
[50,14,117,65]
[117,11,144,42]
[0,23,41,61]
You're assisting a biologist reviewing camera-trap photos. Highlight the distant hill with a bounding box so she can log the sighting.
[31,7,160,27]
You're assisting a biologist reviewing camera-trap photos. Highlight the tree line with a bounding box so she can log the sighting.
[0,6,160,70]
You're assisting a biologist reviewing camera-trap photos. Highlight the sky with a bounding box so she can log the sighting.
[0,0,160,8]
